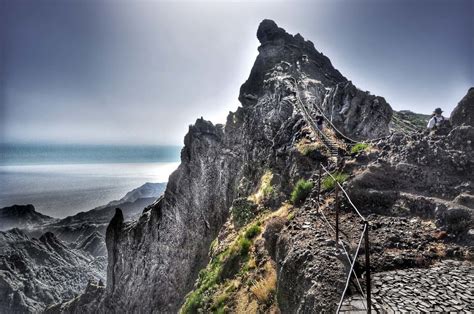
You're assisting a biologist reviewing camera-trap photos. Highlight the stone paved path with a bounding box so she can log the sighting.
[341,260,473,313]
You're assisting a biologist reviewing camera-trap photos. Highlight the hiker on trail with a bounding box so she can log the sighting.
[316,115,324,131]
[427,108,446,129]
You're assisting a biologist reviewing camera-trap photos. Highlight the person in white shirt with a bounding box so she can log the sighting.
[427,108,445,129]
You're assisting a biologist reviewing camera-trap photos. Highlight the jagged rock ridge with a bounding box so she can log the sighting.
[0,229,105,313]
[0,183,166,313]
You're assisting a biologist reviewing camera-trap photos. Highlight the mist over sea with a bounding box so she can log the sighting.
[0,144,181,217]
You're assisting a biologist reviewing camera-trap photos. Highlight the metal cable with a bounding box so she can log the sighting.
[315,201,367,303]
[336,223,367,313]
[320,164,366,221]
[392,115,419,132]
[290,74,371,311]
[292,77,393,146]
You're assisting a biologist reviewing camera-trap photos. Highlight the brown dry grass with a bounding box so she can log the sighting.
[235,290,258,314]
[250,262,277,303]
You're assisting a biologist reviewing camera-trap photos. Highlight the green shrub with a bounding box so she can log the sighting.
[351,143,369,154]
[287,212,295,221]
[231,198,257,228]
[244,224,262,240]
[290,179,314,205]
[321,172,349,191]
[250,170,277,204]
[239,238,252,256]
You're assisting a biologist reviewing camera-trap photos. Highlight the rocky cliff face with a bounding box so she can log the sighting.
[0,229,105,313]
[0,183,166,313]
[81,19,393,313]
[451,87,474,127]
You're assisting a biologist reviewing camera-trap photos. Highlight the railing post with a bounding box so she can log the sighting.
[364,220,372,313]
[317,163,322,203]
[335,184,339,245]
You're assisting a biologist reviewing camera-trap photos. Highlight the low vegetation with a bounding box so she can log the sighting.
[249,170,277,205]
[180,204,294,314]
[290,179,314,205]
[180,222,263,313]
[231,198,257,228]
[296,141,324,156]
[350,142,370,154]
[250,262,277,302]
[321,172,349,191]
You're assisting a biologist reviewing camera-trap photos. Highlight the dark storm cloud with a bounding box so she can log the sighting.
[1,0,472,145]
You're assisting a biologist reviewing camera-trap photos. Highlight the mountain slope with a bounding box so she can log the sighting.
[0,204,57,231]
[0,229,105,313]
[28,182,167,249]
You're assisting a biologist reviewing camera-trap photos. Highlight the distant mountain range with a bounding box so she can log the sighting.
[0,182,166,313]
[0,204,57,231]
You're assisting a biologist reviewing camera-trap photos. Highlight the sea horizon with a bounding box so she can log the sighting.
[0,143,182,218]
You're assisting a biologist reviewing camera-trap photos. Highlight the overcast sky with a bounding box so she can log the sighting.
[1,0,472,145]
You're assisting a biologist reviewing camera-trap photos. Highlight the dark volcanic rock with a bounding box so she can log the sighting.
[240,19,347,107]
[451,87,474,127]
[318,81,393,140]
[102,121,238,312]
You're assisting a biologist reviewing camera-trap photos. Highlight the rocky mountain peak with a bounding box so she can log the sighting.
[256,19,290,44]
[451,87,474,127]
[240,20,347,107]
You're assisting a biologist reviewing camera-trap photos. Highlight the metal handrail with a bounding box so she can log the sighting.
[289,75,372,312]
[320,164,365,221]
[313,199,367,306]
[392,115,419,132]
[298,80,390,144]
[336,223,367,313]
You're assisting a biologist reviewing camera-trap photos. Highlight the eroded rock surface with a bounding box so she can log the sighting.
[451,87,474,127]
[0,229,105,313]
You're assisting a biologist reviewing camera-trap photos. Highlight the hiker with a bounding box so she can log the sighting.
[427,108,446,129]
[316,115,324,131]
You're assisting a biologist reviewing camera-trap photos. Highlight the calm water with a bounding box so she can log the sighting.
[0,144,181,218]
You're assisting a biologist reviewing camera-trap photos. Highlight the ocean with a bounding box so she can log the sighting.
[0,144,181,218]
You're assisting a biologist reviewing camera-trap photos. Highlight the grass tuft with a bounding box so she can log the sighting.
[244,224,262,240]
[321,172,349,191]
[351,142,370,155]
[250,262,277,303]
[249,170,276,204]
[290,179,314,205]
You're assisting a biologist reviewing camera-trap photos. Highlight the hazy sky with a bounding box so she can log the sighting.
[1,0,472,145]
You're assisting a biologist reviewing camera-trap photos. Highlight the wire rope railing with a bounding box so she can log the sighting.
[336,223,368,313]
[315,163,371,313]
[289,75,372,312]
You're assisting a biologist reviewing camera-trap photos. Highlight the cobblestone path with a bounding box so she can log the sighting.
[340,259,473,313]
